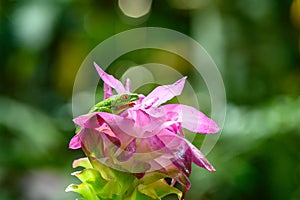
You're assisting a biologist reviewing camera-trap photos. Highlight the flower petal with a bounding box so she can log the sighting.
[125,78,131,92]
[116,138,136,162]
[158,129,215,172]
[80,128,105,158]
[93,62,126,94]
[73,113,107,129]
[69,131,83,149]
[142,77,187,107]
[186,140,216,172]
[103,83,113,99]
[161,104,220,134]
[73,114,94,127]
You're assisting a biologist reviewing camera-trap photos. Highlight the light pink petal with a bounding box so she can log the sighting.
[142,97,159,109]
[125,78,131,92]
[73,113,106,129]
[73,114,93,127]
[103,83,113,99]
[161,104,220,134]
[93,62,126,94]
[133,109,151,127]
[142,77,187,107]
[125,108,163,136]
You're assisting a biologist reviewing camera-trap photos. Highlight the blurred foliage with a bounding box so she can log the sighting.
[0,0,299,200]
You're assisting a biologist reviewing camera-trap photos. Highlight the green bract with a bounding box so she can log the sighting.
[66,157,182,200]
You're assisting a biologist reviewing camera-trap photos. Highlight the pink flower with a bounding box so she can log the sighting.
[69,62,220,199]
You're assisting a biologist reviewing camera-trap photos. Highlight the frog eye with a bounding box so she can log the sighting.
[121,94,129,101]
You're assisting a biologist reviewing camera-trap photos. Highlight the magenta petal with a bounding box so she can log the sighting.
[162,104,220,134]
[142,77,187,107]
[93,62,126,94]
[138,135,166,152]
[69,132,82,149]
[171,145,192,176]
[158,129,215,172]
[186,140,216,172]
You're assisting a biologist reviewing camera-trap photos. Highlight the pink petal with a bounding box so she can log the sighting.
[142,97,159,109]
[125,78,131,92]
[158,130,215,172]
[69,132,82,149]
[80,128,105,158]
[133,109,151,127]
[103,83,113,99]
[93,62,126,94]
[161,104,220,134]
[73,113,106,129]
[95,112,136,142]
[186,140,216,172]
[171,145,192,176]
[138,135,167,152]
[116,138,136,162]
[73,114,93,127]
[142,77,187,107]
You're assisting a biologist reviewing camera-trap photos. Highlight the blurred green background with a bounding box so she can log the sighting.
[1,0,300,199]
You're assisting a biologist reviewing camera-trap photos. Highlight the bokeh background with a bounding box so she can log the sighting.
[1,0,300,199]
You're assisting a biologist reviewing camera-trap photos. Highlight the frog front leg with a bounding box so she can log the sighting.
[89,106,112,114]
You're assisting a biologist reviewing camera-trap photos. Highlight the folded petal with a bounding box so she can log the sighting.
[161,104,220,134]
[186,140,216,172]
[158,129,215,172]
[142,77,187,108]
[116,138,136,162]
[73,114,94,127]
[80,128,106,158]
[93,62,126,94]
[69,131,83,149]
[73,113,107,129]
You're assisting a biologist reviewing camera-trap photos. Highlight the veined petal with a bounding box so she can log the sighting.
[93,62,126,94]
[161,104,220,134]
[142,77,187,107]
